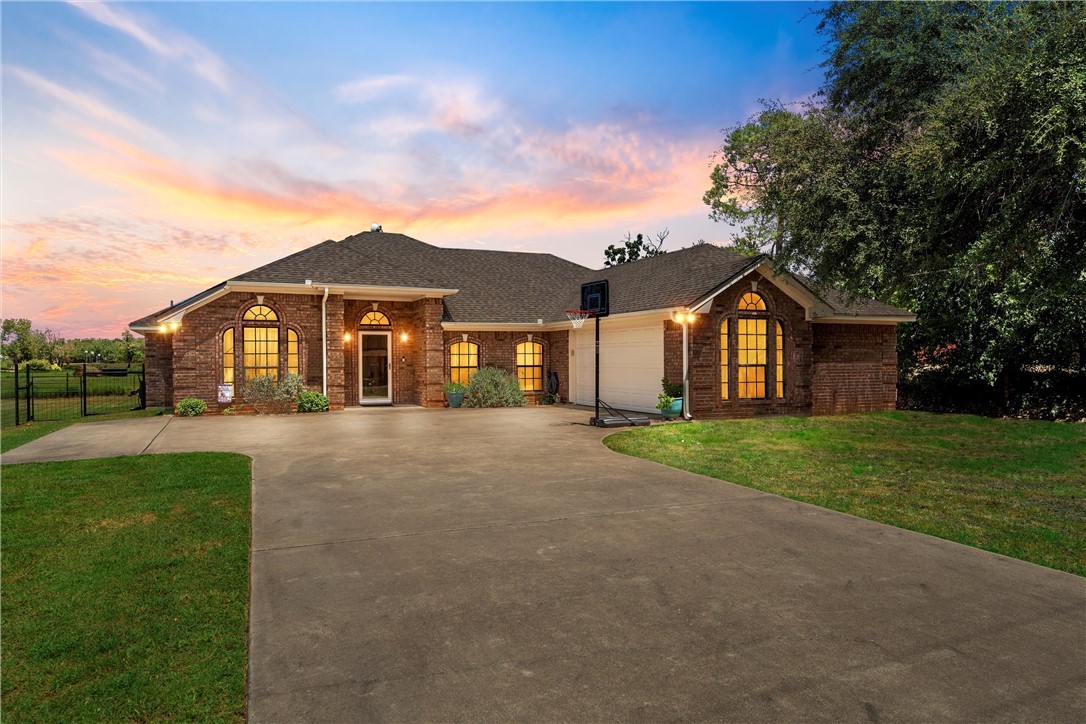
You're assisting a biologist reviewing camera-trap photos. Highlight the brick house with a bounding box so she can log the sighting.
[130,230,914,416]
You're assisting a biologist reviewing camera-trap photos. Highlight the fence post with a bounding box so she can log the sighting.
[13,364,20,426]
[82,362,88,417]
[25,364,32,422]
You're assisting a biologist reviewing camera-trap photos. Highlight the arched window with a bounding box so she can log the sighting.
[287,329,299,376]
[739,292,766,311]
[720,319,729,400]
[516,341,543,392]
[449,341,479,385]
[776,321,784,398]
[737,292,767,399]
[360,311,390,326]
[243,304,279,380]
[222,328,234,385]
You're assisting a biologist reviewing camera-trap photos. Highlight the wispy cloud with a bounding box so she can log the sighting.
[70,1,232,92]
[5,66,158,137]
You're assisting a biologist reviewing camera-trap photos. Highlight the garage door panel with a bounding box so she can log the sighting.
[572,325,663,414]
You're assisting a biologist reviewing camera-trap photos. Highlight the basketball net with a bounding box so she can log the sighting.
[565,309,593,329]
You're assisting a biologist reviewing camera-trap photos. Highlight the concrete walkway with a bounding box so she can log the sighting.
[4,407,1084,721]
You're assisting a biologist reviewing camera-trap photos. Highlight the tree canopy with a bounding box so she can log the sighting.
[603,229,669,267]
[704,1,1086,388]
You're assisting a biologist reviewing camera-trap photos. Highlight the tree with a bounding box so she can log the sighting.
[1,318,37,366]
[603,229,669,267]
[705,1,1086,391]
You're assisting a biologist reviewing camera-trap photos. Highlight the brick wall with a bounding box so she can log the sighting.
[666,272,813,419]
[144,332,173,407]
[811,323,898,415]
[166,291,335,409]
[440,329,569,402]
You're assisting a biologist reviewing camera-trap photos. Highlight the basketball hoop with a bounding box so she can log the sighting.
[565,309,594,329]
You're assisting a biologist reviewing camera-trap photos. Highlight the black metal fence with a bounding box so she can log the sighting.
[1,364,145,427]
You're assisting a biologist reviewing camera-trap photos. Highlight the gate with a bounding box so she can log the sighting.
[2,364,146,426]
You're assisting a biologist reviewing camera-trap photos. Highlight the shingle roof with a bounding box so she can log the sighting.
[130,231,912,328]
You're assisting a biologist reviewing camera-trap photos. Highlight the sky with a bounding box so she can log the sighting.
[2,1,828,338]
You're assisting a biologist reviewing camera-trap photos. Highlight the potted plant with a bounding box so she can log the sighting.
[658,377,683,420]
[443,381,468,408]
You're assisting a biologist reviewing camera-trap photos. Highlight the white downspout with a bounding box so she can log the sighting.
[682,315,694,421]
[321,286,329,396]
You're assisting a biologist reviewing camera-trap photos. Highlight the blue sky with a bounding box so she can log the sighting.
[2,2,827,336]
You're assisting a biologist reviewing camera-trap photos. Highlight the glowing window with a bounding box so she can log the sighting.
[287,329,299,376]
[720,319,730,400]
[360,311,390,326]
[737,318,767,399]
[516,341,543,392]
[243,326,279,380]
[243,305,278,322]
[776,322,784,398]
[449,341,479,385]
[738,292,766,311]
[222,328,234,385]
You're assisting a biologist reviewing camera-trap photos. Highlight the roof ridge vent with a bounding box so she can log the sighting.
[370,223,382,232]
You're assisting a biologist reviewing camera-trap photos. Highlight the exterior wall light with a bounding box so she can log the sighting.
[158,324,167,333]
[400,332,409,343]
[169,322,179,331]
[344,332,352,342]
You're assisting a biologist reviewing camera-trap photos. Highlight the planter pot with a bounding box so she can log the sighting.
[447,391,465,408]
[660,397,682,420]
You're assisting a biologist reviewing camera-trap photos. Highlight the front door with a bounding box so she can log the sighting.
[360,332,392,405]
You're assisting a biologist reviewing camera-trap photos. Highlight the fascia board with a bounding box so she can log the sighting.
[812,314,917,325]
[228,281,458,299]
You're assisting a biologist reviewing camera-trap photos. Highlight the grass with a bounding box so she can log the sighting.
[604,411,1086,576]
[1,408,167,454]
[1,453,251,721]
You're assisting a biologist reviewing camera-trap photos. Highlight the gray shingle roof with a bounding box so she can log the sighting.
[130,231,912,328]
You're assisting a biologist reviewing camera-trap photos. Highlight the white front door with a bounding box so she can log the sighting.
[359,331,392,405]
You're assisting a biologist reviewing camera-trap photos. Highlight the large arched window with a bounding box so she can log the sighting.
[737,292,767,399]
[516,341,543,392]
[776,321,784,398]
[719,319,729,400]
[449,341,479,385]
[222,328,234,385]
[287,329,299,376]
[243,304,279,380]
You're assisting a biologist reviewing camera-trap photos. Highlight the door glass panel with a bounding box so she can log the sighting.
[361,334,389,399]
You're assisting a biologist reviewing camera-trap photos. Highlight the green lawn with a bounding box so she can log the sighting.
[1,408,167,454]
[604,411,1086,576]
[1,453,251,721]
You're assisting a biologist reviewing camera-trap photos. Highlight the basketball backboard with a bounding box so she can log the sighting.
[581,280,609,318]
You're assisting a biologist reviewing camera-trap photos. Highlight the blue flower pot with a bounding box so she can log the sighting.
[661,398,682,420]
[447,391,465,408]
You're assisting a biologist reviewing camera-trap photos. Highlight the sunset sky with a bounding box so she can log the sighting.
[2,2,826,337]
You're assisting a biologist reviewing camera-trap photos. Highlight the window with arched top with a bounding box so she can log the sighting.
[359,311,390,326]
[738,292,766,311]
[222,328,234,385]
[719,319,729,400]
[776,321,784,398]
[287,329,299,376]
[243,305,278,322]
[242,304,279,380]
[516,341,543,392]
[449,341,479,385]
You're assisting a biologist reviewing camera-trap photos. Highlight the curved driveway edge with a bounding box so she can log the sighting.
[5,406,1084,721]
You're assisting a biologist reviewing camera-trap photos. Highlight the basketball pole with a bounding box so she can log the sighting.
[594,312,600,425]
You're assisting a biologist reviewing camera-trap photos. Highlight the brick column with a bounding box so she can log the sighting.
[144,332,174,407]
[421,298,445,407]
[326,294,346,410]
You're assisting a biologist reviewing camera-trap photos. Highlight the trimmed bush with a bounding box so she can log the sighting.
[19,359,62,372]
[175,398,207,416]
[244,373,305,414]
[297,390,329,413]
[462,367,526,408]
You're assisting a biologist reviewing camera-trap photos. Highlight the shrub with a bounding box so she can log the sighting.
[540,393,557,405]
[297,390,329,413]
[462,367,526,408]
[244,373,305,414]
[442,381,468,394]
[661,377,683,398]
[175,397,207,416]
[19,359,62,372]
[656,394,676,411]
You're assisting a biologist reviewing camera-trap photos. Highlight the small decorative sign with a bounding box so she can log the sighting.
[218,384,233,403]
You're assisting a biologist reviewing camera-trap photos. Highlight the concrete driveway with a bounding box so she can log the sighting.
[5,407,1084,721]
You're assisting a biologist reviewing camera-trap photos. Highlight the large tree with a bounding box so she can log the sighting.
[705,2,1086,389]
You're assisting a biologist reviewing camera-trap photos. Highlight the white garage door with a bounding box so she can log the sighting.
[571,324,663,414]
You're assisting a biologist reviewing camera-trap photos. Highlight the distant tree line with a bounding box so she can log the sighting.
[1,319,145,370]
